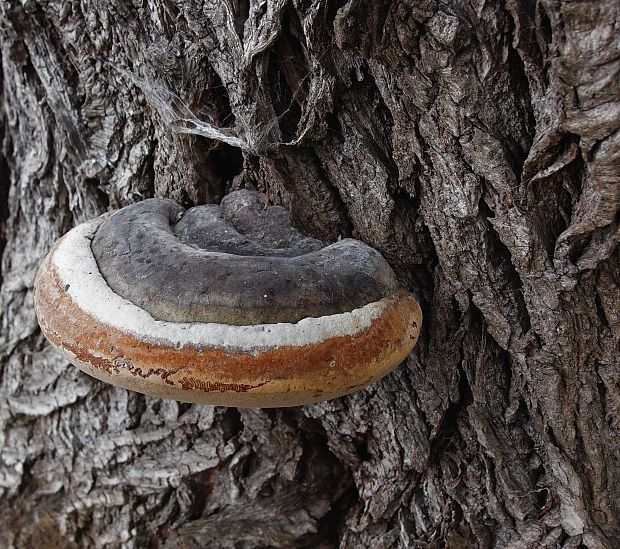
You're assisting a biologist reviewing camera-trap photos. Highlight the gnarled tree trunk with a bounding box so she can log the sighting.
[0,1,618,547]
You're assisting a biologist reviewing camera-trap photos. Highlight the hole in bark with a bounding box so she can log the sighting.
[201,142,244,203]
[209,144,243,181]
[150,399,161,415]
[536,486,550,510]
[325,111,343,141]
[221,407,243,441]
[352,436,371,462]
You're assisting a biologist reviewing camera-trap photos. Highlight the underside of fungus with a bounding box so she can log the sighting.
[34,190,422,407]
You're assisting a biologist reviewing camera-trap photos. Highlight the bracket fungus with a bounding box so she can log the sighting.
[34,190,422,407]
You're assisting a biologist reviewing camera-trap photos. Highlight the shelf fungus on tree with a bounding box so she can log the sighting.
[33,190,422,407]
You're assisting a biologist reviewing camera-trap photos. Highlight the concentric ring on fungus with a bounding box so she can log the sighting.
[34,190,422,407]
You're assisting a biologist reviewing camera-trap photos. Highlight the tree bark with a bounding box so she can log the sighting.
[0,1,618,547]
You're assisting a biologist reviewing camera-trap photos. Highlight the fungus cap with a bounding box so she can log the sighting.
[34,191,422,407]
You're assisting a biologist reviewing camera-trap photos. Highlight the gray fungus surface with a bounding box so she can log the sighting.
[91,190,399,324]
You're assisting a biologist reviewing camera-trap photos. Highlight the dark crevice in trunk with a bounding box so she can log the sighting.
[341,66,399,180]
[537,1,553,46]
[430,353,474,459]
[84,178,110,211]
[177,410,354,548]
[162,0,181,20]
[265,152,353,242]
[390,185,437,293]
[267,6,309,143]
[524,134,583,260]
[329,0,350,22]
[304,483,358,548]
[143,142,157,200]
[203,142,244,203]
[0,134,9,289]
[479,197,532,335]
[594,283,610,329]
[221,407,243,442]
[232,0,250,40]
[504,48,536,181]
[185,468,218,522]
[539,178,579,260]
[201,63,235,129]
[567,232,592,266]
[308,149,354,240]
[124,393,147,430]
[21,11,89,164]
[296,413,357,547]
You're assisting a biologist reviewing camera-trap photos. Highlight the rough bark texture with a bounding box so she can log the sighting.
[0,1,618,547]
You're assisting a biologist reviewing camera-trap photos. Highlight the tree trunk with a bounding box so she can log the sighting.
[1,1,618,547]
